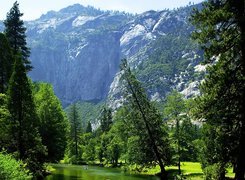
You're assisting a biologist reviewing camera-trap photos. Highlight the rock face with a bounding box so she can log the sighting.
[29,29,121,105]
[107,5,204,109]
[25,4,132,106]
[1,3,204,106]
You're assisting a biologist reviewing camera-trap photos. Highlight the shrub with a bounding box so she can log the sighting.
[203,163,226,180]
[0,152,32,179]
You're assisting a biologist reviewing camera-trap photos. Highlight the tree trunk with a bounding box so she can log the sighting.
[178,159,181,175]
[177,118,181,175]
[235,1,245,178]
[235,124,245,180]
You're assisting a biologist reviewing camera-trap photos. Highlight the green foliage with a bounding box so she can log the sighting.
[0,152,32,179]
[106,135,123,166]
[0,94,11,150]
[66,101,103,131]
[34,83,69,162]
[100,107,113,132]
[0,33,14,93]
[7,55,46,175]
[95,132,110,164]
[86,121,92,133]
[139,35,198,75]
[136,34,201,95]
[178,118,201,162]
[126,136,146,166]
[66,104,83,164]
[163,90,185,119]
[103,124,124,166]
[64,103,117,166]
[163,90,185,174]
[163,91,202,173]
[106,109,130,164]
[191,0,245,178]
[203,163,226,180]
[82,133,96,162]
[4,1,31,71]
[120,59,171,177]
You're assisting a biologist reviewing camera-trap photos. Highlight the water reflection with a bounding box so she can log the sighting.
[45,164,160,180]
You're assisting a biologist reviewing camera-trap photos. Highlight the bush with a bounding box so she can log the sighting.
[0,152,32,179]
[203,163,226,180]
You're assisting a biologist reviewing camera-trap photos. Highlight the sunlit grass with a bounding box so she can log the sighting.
[140,162,235,179]
[178,162,202,174]
[167,162,203,179]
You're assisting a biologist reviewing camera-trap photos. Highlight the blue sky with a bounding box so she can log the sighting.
[0,0,203,20]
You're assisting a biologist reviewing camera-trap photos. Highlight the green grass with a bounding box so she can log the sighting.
[141,162,235,179]
[166,162,203,179]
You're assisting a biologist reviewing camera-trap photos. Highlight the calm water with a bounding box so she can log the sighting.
[45,164,160,180]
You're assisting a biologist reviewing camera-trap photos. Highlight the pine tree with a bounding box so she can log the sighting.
[163,90,185,175]
[86,121,92,133]
[191,0,245,179]
[4,1,31,71]
[7,54,46,174]
[34,83,68,162]
[0,33,14,93]
[100,107,113,132]
[120,59,171,179]
[67,104,83,164]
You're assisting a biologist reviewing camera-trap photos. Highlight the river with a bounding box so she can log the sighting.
[45,164,160,180]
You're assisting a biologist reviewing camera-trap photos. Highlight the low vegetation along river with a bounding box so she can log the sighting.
[45,164,160,180]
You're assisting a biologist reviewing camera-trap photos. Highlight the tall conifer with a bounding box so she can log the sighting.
[67,104,83,164]
[0,33,14,93]
[4,1,32,71]
[191,0,245,179]
[7,55,45,174]
[120,59,171,179]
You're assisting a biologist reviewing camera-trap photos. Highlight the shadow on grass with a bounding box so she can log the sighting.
[166,169,179,179]
[185,173,203,176]
[166,169,203,180]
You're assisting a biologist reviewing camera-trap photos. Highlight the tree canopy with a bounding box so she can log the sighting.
[34,83,68,162]
[191,0,245,179]
[4,1,31,71]
[7,55,46,175]
[0,33,14,93]
[120,59,171,178]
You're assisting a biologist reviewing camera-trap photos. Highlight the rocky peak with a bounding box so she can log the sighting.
[39,4,103,20]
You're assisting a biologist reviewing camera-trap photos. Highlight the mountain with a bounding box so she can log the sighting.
[107,5,204,109]
[24,4,133,106]
[0,3,204,107]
